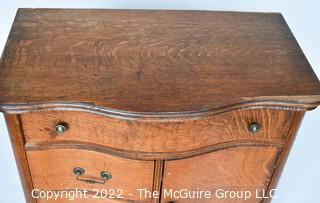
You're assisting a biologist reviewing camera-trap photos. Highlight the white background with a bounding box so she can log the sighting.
[0,0,319,202]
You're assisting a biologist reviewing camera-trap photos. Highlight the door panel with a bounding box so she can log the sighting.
[162,146,280,203]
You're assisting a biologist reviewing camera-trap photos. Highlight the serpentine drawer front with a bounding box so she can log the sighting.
[1,9,320,203]
[21,109,293,155]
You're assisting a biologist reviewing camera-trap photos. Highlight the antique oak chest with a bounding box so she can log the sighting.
[0,9,320,203]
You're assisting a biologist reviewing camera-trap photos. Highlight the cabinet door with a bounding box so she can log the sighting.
[27,149,154,202]
[162,147,280,203]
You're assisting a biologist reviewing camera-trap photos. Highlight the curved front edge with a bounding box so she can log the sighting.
[0,99,318,121]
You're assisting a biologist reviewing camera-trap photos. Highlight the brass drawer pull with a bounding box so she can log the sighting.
[73,167,112,184]
[54,122,68,135]
[248,123,261,133]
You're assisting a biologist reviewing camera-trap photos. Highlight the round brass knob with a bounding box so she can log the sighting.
[249,123,261,133]
[100,171,112,180]
[73,167,85,176]
[54,123,68,135]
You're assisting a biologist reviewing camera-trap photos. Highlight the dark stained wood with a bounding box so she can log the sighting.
[27,148,154,201]
[21,109,293,154]
[263,111,305,203]
[0,9,320,116]
[1,9,320,203]
[162,146,280,203]
[4,114,36,203]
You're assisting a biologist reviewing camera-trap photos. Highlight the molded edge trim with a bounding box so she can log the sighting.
[0,99,318,121]
[25,140,283,161]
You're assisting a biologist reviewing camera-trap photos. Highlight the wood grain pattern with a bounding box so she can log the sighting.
[4,114,36,203]
[263,111,305,203]
[21,109,293,154]
[152,160,164,203]
[162,147,280,203]
[0,9,320,116]
[1,9,319,203]
[26,149,154,201]
[25,140,282,162]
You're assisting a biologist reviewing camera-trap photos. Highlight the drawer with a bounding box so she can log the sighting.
[21,109,294,153]
[162,146,280,203]
[26,149,154,202]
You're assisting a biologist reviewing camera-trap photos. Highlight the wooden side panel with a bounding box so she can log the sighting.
[26,149,154,202]
[162,147,280,203]
[21,109,294,154]
[4,114,36,203]
[263,111,305,203]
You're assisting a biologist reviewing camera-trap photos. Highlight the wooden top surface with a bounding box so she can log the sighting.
[0,9,320,117]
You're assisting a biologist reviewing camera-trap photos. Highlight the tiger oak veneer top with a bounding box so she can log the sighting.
[0,8,320,116]
[1,8,320,203]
